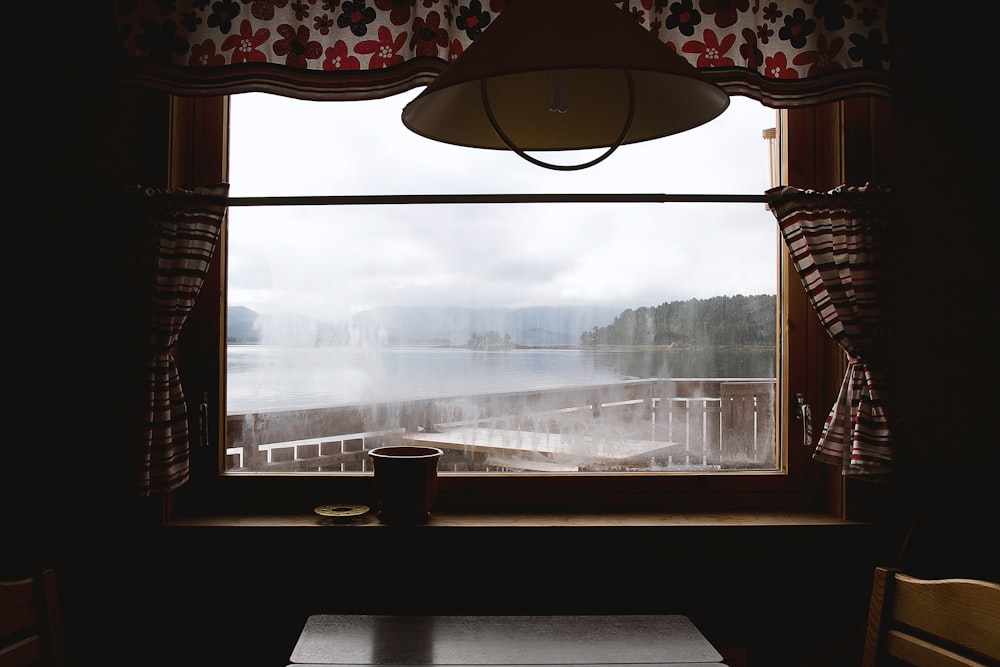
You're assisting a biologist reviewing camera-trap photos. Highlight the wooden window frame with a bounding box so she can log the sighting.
[167,94,889,520]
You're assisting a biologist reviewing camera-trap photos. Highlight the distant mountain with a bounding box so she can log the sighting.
[227,306,349,346]
[351,304,623,346]
[227,306,260,343]
[227,304,622,347]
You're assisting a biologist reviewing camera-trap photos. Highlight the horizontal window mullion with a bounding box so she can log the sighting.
[228,193,769,207]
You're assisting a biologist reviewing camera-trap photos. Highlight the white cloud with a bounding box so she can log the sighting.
[227,91,778,321]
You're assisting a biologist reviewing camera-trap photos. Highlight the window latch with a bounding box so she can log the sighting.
[794,393,813,447]
[199,392,211,448]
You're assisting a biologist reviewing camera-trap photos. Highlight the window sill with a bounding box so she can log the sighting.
[163,509,869,528]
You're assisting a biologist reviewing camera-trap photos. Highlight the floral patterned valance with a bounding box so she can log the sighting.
[115,0,891,107]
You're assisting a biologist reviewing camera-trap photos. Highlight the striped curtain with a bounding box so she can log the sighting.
[766,183,893,478]
[126,184,230,496]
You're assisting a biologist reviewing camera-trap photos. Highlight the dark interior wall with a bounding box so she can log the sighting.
[89,523,887,667]
[881,2,997,583]
[7,4,996,667]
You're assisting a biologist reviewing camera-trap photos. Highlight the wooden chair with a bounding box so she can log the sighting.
[862,566,1000,667]
[0,569,65,667]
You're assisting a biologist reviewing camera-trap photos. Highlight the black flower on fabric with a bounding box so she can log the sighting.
[777,7,814,49]
[813,0,852,32]
[117,19,134,59]
[761,2,781,24]
[664,0,701,37]
[698,0,749,30]
[246,0,289,22]
[848,29,888,70]
[456,0,491,40]
[337,0,376,36]
[118,0,140,15]
[180,11,203,32]
[136,18,190,62]
[374,0,413,27]
[291,2,312,21]
[858,7,880,28]
[208,1,241,33]
[756,22,774,45]
[313,13,335,34]
[739,27,764,68]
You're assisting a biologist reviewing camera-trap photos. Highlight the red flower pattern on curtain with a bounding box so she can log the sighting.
[115,0,891,106]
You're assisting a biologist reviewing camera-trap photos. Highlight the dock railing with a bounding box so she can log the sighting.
[225,378,776,473]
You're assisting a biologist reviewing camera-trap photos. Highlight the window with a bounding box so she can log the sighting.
[173,92,844,513]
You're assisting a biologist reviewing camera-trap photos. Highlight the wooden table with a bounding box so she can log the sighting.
[288,614,726,665]
[402,427,678,471]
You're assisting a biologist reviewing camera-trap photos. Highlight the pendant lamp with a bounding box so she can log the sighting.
[401,0,730,171]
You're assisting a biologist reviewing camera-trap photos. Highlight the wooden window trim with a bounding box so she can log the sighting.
[167,94,890,521]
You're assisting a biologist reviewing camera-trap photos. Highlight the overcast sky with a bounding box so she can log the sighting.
[226,90,778,324]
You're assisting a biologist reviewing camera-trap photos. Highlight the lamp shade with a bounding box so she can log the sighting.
[401,0,729,155]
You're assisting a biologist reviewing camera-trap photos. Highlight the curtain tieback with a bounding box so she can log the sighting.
[147,343,179,358]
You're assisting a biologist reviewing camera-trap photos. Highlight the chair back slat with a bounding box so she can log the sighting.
[863,566,1000,667]
[0,570,64,667]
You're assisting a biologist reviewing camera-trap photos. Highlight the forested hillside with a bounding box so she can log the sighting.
[582,294,776,347]
[230,296,776,348]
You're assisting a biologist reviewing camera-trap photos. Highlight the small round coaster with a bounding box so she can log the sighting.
[314,503,369,518]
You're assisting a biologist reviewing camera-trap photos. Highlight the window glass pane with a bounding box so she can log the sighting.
[226,92,778,474]
[228,92,775,196]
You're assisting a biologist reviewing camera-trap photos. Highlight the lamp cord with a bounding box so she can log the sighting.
[480,71,636,171]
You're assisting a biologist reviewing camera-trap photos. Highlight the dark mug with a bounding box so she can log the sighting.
[368,446,444,524]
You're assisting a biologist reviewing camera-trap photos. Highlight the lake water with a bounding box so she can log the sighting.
[227,345,775,413]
